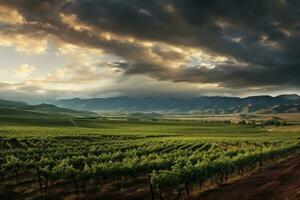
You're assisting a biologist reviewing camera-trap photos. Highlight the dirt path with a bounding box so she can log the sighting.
[69,119,78,127]
[193,153,300,200]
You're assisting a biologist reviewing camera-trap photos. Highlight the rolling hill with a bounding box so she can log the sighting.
[0,99,95,119]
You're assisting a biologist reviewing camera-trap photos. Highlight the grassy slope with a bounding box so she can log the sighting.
[0,107,81,127]
[0,101,97,128]
[0,98,95,123]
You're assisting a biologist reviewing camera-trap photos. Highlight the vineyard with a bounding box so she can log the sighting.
[0,120,300,200]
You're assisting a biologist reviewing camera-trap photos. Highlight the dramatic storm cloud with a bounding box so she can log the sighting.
[0,0,299,101]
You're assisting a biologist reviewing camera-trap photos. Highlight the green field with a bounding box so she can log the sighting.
[0,117,300,199]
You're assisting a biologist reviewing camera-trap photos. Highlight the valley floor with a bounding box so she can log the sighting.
[1,120,299,200]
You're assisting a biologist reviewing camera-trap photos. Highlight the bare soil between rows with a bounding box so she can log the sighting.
[191,152,300,200]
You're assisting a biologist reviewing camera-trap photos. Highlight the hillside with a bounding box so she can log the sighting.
[0,99,28,108]
[0,99,95,119]
[53,94,300,114]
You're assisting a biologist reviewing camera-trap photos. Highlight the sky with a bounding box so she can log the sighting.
[0,0,299,102]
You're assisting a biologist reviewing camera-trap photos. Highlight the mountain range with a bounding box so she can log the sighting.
[53,94,300,114]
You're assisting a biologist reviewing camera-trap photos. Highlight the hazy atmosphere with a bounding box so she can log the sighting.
[1,1,300,200]
[0,0,299,102]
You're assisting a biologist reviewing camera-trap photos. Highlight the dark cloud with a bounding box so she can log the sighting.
[0,0,299,91]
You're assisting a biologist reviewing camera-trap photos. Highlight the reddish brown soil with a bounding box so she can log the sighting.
[192,153,300,200]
